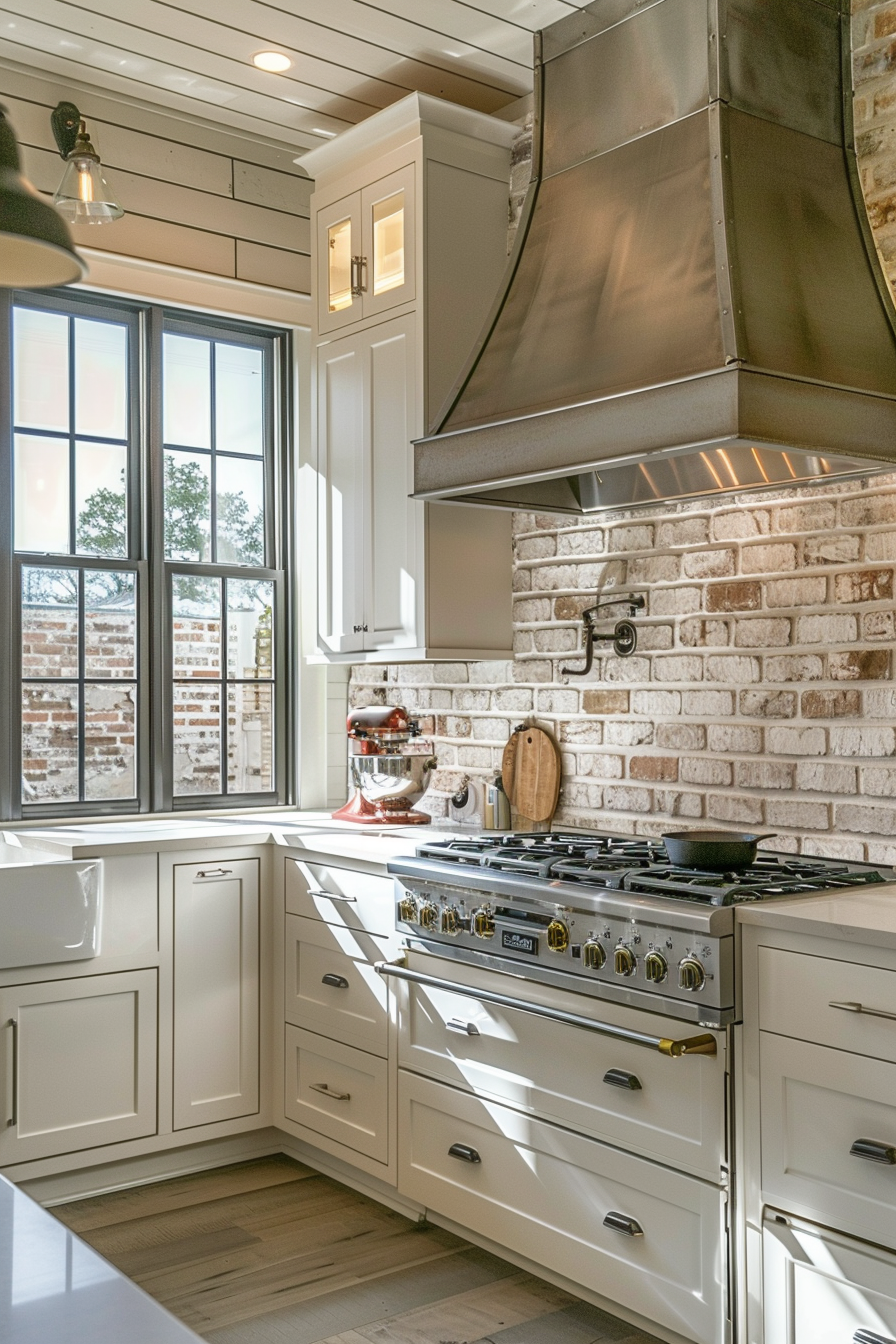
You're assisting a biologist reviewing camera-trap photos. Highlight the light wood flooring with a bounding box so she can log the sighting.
[52,1155,664,1344]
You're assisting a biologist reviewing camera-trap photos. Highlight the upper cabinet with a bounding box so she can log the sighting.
[303,95,517,662]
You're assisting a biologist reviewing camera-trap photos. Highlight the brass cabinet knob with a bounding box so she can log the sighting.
[546,919,570,953]
[583,940,606,970]
[644,950,668,984]
[679,955,706,992]
[472,906,496,939]
[614,945,636,977]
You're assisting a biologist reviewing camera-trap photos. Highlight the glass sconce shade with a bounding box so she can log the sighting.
[53,120,124,224]
[0,108,86,287]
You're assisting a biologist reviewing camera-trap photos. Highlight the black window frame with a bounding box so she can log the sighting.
[0,287,294,820]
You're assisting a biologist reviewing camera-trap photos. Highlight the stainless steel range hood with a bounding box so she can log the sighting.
[414,0,896,515]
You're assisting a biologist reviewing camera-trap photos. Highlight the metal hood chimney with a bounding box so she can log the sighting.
[414,0,896,515]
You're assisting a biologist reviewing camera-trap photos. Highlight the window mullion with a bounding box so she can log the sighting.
[147,306,170,812]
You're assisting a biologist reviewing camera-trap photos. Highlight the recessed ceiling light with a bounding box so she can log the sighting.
[253,51,291,73]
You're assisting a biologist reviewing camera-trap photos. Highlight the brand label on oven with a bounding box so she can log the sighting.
[502,930,538,955]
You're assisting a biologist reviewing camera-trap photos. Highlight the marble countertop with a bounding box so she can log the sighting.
[737,885,896,948]
[0,1174,201,1344]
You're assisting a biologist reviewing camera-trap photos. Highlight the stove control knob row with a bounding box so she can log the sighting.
[614,945,637,977]
[440,905,463,936]
[472,906,496,940]
[583,940,606,971]
[418,901,439,931]
[546,920,569,953]
[644,950,668,984]
[679,956,706,992]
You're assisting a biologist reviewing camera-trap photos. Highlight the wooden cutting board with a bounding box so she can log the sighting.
[510,727,561,825]
[501,730,520,801]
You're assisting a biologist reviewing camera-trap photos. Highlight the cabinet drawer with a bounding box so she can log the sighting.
[398,1071,724,1344]
[760,1032,896,1250]
[285,859,395,937]
[285,914,389,1055]
[284,1026,388,1164]
[399,964,724,1180]
[763,1213,896,1344]
[759,947,896,1062]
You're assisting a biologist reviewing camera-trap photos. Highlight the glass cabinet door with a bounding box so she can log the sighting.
[316,193,363,335]
[361,164,416,318]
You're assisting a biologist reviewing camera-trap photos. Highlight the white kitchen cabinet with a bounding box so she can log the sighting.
[284,913,390,1056]
[173,858,259,1130]
[0,970,157,1164]
[284,1025,388,1163]
[305,93,515,662]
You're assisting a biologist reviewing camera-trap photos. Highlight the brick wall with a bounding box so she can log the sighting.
[348,4,896,862]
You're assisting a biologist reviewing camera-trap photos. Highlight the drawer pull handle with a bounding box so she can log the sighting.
[830,1001,896,1023]
[603,1068,642,1091]
[321,973,350,989]
[5,1018,17,1128]
[309,890,358,903]
[850,1138,896,1165]
[375,962,717,1058]
[197,868,232,878]
[854,1332,896,1344]
[603,1211,644,1238]
[309,1082,351,1102]
[448,1143,481,1164]
[446,1018,480,1036]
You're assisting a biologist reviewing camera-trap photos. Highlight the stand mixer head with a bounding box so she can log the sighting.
[331,705,437,825]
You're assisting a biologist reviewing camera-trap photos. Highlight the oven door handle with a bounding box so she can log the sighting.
[374,962,717,1058]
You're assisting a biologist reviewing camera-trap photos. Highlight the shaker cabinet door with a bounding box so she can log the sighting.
[316,191,363,335]
[316,335,366,654]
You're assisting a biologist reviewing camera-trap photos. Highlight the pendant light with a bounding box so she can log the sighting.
[0,105,86,288]
[51,102,124,224]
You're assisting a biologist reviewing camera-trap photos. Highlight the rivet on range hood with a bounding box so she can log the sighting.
[414,0,896,515]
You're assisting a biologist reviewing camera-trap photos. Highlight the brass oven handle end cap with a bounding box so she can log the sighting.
[658,1033,717,1058]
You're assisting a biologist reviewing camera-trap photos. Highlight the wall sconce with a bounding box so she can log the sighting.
[51,102,123,224]
[0,104,85,287]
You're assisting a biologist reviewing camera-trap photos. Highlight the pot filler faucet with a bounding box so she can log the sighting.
[561,593,644,677]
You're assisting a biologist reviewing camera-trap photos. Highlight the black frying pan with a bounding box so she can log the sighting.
[662,830,776,872]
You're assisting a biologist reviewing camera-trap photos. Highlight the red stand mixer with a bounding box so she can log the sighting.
[331,706,437,825]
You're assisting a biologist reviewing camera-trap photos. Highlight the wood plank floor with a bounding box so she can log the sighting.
[52,1156,664,1344]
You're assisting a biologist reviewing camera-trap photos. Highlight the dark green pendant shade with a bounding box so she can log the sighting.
[0,105,86,288]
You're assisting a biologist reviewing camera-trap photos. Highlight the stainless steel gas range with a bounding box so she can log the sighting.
[386,832,896,1028]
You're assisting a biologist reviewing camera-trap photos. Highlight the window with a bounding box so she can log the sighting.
[1,289,292,818]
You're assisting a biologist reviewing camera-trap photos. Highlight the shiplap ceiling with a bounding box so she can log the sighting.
[0,0,591,162]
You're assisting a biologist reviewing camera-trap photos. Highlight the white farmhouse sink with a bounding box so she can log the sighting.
[0,847,102,970]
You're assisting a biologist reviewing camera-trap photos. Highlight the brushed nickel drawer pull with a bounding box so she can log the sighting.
[309,890,357,903]
[850,1138,896,1165]
[603,1068,642,1091]
[375,962,717,1058]
[448,1143,481,1164]
[830,1001,896,1022]
[309,1082,351,1101]
[321,973,349,989]
[6,1018,17,1128]
[446,1018,480,1036]
[603,1211,644,1237]
[854,1331,896,1344]
[197,868,232,878]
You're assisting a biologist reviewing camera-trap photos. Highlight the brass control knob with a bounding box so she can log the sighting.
[440,905,462,936]
[583,940,606,971]
[472,906,496,939]
[546,919,570,953]
[418,901,439,931]
[614,945,636,977]
[397,896,418,923]
[679,955,706,992]
[644,950,668,984]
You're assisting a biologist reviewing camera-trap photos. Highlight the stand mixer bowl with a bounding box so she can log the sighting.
[351,752,437,815]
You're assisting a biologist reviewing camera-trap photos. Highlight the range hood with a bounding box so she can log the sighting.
[414,0,896,515]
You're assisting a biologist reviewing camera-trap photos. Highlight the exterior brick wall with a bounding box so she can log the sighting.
[348,6,896,863]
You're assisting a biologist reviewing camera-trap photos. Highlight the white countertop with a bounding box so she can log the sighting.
[0,1174,201,1344]
[737,884,896,948]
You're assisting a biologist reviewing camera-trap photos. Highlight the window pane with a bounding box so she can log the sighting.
[173,683,221,795]
[172,575,220,678]
[372,191,404,295]
[13,308,69,433]
[15,435,70,553]
[76,442,127,558]
[85,682,136,801]
[85,571,136,679]
[215,344,263,456]
[22,568,79,679]
[163,333,210,449]
[227,579,273,680]
[227,682,273,793]
[75,318,127,440]
[164,449,211,561]
[22,683,79,803]
[216,455,264,566]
